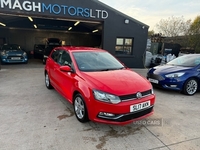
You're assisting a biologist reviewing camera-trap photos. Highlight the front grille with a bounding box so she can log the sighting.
[7,56,23,60]
[147,73,164,80]
[119,89,152,101]
[117,106,153,122]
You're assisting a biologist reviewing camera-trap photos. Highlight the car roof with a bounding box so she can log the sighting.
[55,46,106,52]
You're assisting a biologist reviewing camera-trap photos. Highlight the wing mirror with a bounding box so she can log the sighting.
[60,66,72,72]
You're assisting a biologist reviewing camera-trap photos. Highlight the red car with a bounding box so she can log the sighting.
[44,46,155,125]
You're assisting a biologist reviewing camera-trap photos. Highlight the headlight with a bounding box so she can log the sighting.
[93,90,121,104]
[165,72,185,78]
[23,52,27,56]
[1,51,6,56]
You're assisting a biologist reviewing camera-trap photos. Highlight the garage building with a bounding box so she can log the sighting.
[0,0,149,68]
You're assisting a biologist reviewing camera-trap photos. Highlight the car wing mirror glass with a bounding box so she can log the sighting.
[60,66,71,72]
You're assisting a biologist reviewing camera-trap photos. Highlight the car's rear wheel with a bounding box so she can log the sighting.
[183,78,198,95]
[45,72,53,89]
[73,94,89,123]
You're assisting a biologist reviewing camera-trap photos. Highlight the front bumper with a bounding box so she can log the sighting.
[97,106,153,122]
[156,80,184,91]
[88,94,155,125]
[147,73,185,91]
[1,55,28,63]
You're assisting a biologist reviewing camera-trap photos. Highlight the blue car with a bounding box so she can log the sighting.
[147,54,200,95]
[0,44,28,64]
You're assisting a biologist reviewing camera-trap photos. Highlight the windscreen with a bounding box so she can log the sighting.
[73,51,124,71]
[167,55,200,67]
[2,44,21,51]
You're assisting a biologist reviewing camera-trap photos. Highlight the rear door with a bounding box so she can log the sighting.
[47,49,61,87]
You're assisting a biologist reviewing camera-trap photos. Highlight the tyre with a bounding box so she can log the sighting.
[45,72,53,89]
[183,78,198,95]
[73,94,89,123]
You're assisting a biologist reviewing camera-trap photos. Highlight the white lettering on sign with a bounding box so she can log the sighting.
[32,2,41,12]
[1,0,12,8]
[0,0,108,19]
[12,0,22,10]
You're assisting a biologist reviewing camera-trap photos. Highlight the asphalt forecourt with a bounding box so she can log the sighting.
[0,63,200,150]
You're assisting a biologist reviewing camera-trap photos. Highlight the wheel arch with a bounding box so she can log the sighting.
[73,90,90,122]
[183,76,199,88]
[182,76,199,95]
[44,69,47,76]
[73,90,81,104]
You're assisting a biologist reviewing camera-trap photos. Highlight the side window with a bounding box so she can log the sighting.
[58,51,72,66]
[51,49,60,62]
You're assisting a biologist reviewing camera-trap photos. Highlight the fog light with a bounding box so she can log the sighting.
[99,112,115,117]
[170,85,177,88]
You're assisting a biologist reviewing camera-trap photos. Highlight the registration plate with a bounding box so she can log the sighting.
[148,78,159,84]
[130,101,150,112]
[11,57,21,60]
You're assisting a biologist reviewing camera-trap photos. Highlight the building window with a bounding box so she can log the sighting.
[115,38,133,55]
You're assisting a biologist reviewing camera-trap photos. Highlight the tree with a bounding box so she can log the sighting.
[188,16,200,53]
[156,16,191,37]
[148,30,155,37]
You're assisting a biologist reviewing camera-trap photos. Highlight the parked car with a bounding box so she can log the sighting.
[34,44,45,59]
[45,46,155,125]
[0,44,28,64]
[43,38,61,64]
[147,54,200,95]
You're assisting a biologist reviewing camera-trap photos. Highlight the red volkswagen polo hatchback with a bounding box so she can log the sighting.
[44,46,155,125]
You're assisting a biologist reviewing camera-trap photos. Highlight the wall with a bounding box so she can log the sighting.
[103,11,148,68]
[0,28,101,52]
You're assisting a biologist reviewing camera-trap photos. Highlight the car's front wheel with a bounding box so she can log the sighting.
[45,72,53,89]
[183,78,198,95]
[73,94,89,123]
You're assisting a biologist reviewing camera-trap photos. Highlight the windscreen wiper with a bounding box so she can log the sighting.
[99,68,112,71]
[100,67,125,71]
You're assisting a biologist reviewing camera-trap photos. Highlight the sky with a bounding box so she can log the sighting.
[99,0,200,32]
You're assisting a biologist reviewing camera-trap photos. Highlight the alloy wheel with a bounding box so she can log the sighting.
[184,79,198,95]
[45,73,49,87]
[74,97,85,119]
[73,94,89,123]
